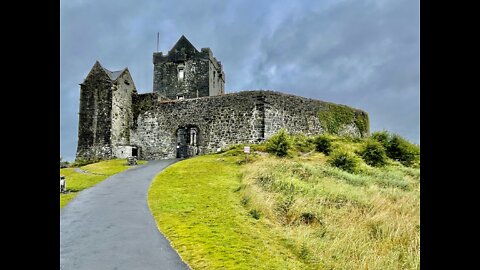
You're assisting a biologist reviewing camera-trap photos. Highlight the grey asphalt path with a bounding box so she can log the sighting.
[60,159,190,270]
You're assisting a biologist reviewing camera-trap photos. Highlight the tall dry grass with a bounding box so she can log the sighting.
[239,155,420,269]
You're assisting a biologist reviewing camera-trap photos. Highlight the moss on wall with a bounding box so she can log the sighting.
[354,111,370,136]
[317,103,369,137]
[318,103,356,134]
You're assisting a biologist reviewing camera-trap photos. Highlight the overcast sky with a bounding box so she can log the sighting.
[60,0,419,162]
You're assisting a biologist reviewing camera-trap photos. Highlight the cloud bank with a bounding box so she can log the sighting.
[61,0,419,161]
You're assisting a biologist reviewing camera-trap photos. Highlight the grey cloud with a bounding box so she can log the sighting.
[60,0,419,161]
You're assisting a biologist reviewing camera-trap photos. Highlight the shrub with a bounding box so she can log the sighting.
[360,140,387,167]
[386,134,419,167]
[266,129,292,157]
[291,134,315,153]
[328,150,359,173]
[370,131,420,167]
[313,135,332,155]
[370,131,390,149]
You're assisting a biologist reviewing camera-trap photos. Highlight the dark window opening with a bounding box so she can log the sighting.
[132,148,138,157]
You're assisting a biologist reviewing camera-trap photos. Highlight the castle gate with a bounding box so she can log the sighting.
[176,126,199,158]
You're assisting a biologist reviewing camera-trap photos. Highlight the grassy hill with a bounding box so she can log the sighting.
[148,132,420,269]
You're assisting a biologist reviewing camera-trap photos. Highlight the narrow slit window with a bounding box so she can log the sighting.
[178,68,184,81]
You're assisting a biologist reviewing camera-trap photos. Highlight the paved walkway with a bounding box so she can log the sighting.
[60,159,190,270]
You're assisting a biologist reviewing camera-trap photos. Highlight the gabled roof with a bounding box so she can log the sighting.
[169,35,198,54]
[101,66,126,81]
[85,61,129,83]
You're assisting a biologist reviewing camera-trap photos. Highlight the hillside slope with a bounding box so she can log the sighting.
[148,133,420,269]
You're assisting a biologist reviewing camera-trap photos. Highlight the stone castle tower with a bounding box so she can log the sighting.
[153,35,225,100]
[76,61,137,160]
[76,35,369,161]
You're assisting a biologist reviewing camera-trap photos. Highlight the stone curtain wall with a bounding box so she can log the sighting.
[130,90,369,159]
[130,92,266,159]
[262,91,369,138]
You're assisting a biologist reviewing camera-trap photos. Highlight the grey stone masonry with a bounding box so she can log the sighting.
[76,61,137,161]
[153,35,225,100]
[129,90,369,160]
[75,36,369,162]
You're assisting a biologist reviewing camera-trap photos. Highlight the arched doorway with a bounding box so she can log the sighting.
[176,126,199,158]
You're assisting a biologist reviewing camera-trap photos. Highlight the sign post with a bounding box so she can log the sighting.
[244,146,250,163]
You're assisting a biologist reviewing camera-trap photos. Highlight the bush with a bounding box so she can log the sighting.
[370,131,420,167]
[386,134,419,167]
[266,129,292,157]
[360,140,387,167]
[313,135,332,155]
[370,131,390,149]
[291,134,315,153]
[328,150,359,173]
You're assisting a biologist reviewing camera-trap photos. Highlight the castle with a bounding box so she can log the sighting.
[76,35,369,161]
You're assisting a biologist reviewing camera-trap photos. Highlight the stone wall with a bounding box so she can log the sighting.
[262,92,369,138]
[111,71,136,146]
[130,90,369,159]
[153,53,210,99]
[130,92,264,159]
[76,63,113,161]
[204,48,225,96]
[152,43,225,100]
[112,145,135,159]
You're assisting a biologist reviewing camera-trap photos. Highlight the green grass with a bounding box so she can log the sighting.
[148,155,308,269]
[148,136,419,269]
[60,159,146,208]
